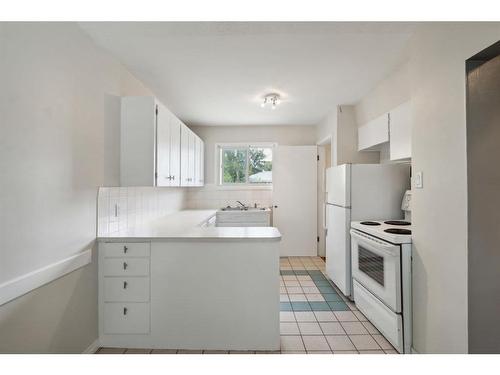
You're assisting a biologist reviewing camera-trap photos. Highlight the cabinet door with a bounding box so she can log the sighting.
[155,103,171,187]
[389,101,412,160]
[188,130,196,186]
[193,136,202,186]
[169,117,181,186]
[199,139,204,186]
[180,123,190,186]
[358,113,389,151]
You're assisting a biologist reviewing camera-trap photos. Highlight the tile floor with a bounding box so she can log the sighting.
[96,256,397,354]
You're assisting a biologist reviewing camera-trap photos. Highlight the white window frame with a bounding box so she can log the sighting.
[216,142,275,189]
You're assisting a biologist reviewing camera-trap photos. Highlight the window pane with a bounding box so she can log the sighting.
[222,148,247,183]
[248,147,272,183]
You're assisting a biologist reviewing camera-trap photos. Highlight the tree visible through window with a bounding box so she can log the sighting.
[220,145,273,184]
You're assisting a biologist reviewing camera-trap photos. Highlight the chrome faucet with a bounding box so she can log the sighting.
[236,200,247,209]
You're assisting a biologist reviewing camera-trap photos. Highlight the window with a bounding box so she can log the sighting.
[219,144,273,185]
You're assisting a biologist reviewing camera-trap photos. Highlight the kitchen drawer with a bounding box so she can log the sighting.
[102,258,150,277]
[104,277,150,302]
[103,303,150,334]
[353,280,403,353]
[102,242,150,258]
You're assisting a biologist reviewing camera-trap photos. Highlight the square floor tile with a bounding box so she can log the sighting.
[318,286,336,294]
[291,302,311,311]
[280,336,305,351]
[384,349,399,354]
[361,321,379,334]
[124,348,152,354]
[298,322,323,335]
[178,349,203,354]
[284,280,300,287]
[349,335,381,350]
[151,349,177,354]
[294,311,317,322]
[306,293,324,302]
[333,350,359,354]
[372,334,394,350]
[328,301,350,311]
[334,311,359,321]
[325,335,356,351]
[289,294,308,302]
[319,322,346,335]
[314,280,333,287]
[302,336,331,351]
[294,270,309,275]
[309,302,331,311]
[340,322,369,335]
[301,286,320,294]
[97,348,127,354]
[280,286,287,294]
[297,275,312,281]
[354,311,368,321]
[299,280,316,287]
[280,302,292,311]
[346,300,357,311]
[280,294,289,302]
[203,350,229,354]
[314,311,338,322]
[280,311,296,322]
[287,286,303,294]
[322,293,343,302]
[283,275,298,280]
[229,350,256,354]
[280,322,300,335]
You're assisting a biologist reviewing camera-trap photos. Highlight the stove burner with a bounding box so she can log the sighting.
[384,220,411,226]
[384,228,412,235]
[360,221,381,226]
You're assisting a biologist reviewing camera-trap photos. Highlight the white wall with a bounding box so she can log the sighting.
[316,105,379,166]
[408,23,500,354]
[0,23,174,353]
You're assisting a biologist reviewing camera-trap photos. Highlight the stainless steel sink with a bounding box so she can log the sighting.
[220,206,267,211]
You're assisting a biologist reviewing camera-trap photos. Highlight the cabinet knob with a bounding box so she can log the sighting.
[123,307,128,315]
[123,246,128,254]
[274,205,278,208]
[123,281,128,289]
[123,262,128,270]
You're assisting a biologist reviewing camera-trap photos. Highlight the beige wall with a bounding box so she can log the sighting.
[408,23,500,354]
[0,23,157,353]
[190,125,317,185]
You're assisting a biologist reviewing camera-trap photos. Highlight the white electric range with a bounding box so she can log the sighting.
[350,219,412,354]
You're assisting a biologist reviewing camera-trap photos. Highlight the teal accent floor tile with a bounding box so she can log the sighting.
[291,302,312,311]
[308,302,331,311]
[293,270,309,275]
[280,270,295,275]
[318,286,336,294]
[280,302,292,311]
[328,301,350,311]
[323,293,343,302]
[314,280,332,287]
[308,270,323,276]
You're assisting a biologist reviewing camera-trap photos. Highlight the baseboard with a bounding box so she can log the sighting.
[411,347,419,354]
[83,339,100,354]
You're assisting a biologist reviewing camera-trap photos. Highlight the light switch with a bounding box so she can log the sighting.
[414,171,423,189]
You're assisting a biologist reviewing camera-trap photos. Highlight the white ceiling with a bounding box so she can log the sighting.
[80,22,414,126]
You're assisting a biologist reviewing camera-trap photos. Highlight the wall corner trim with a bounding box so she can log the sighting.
[0,248,92,306]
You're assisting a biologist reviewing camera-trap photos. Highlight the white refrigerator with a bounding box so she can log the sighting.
[325,164,410,298]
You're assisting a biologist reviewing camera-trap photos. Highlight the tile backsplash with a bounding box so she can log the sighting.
[97,187,186,236]
[185,184,273,210]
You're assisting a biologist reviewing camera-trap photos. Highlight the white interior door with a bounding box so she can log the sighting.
[273,146,317,256]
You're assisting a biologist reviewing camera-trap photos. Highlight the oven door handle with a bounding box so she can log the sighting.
[350,229,400,257]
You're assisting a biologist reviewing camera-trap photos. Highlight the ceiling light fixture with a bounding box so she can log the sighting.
[261,93,281,110]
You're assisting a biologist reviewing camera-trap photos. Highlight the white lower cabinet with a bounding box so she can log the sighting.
[99,242,151,337]
[103,303,150,334]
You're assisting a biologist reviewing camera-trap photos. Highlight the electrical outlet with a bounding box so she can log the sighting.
[414,171,423,189]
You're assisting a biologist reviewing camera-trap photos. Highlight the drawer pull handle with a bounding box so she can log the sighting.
[123,281,128,289]
[123,262,128,270]
[123,246,128,254]
[123,307,128,315]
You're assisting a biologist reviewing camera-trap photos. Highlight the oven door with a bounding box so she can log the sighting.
[350,229,402,312]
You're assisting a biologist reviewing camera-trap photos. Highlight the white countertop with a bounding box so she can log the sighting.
[98,209,281,242]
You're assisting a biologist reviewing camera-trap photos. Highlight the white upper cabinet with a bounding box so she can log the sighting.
[120,96,203,187]
[180,123,204,187]
[389,101,412,161]
[358,113,389,151]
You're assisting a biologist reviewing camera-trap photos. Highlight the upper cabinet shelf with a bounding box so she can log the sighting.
[357,100,412,161]
[120,96,204,187]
